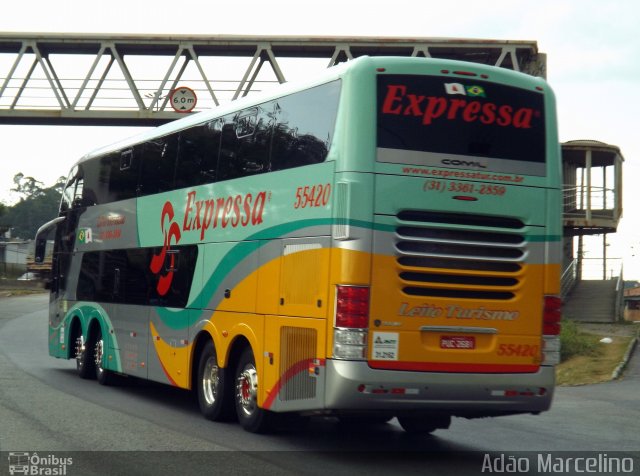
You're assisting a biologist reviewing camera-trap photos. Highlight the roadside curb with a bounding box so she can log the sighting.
[611,333,639,380]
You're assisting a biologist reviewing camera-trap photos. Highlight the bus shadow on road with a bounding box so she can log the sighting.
[51,366,482,455]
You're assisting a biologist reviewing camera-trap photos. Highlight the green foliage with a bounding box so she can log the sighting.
[0,203,7,236]
[11,173,46,200]
[0,173,65,239]
[560,319,601,362]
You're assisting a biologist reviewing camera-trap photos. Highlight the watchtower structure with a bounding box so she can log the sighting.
[562,140,624,281]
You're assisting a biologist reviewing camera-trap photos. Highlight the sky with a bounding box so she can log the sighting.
[1,0,639,277]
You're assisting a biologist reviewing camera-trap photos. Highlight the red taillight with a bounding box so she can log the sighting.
[335,285,370,328]
[543,296,562,335]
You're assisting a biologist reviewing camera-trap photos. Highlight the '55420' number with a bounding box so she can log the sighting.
[294,184,331,209]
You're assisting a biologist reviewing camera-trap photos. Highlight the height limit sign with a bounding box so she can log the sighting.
[170,86,197,113]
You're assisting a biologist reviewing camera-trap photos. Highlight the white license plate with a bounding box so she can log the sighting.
[440,335,476,350]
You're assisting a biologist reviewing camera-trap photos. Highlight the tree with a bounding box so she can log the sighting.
[0,203,7,237]
[11,173,46,201]
[0,174,66,239]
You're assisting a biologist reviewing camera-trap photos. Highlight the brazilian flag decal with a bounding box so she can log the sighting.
[77,228,93,244]
[466,85,486,97]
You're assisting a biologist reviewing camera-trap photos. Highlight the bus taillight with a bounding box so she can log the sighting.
[333,286,370,360]
[335,285,369,328]
[543,296,562,335]
[542,296,562,365]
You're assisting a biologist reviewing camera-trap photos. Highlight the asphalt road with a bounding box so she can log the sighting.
[0,294,638,475]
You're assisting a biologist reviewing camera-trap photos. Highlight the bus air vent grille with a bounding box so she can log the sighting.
[395,210,526,300]
[279,326,317,401]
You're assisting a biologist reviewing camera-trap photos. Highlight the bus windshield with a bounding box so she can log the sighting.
[377,74,546,176]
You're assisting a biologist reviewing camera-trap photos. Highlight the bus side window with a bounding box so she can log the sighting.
[218,116,237,181]
[107,149,139,202]
[138,133,179,196]
[60,166,79,213]
[72,177,84,208]
[59,165,91,211]
[176,120,222,188]
[235,109,258,138]
[218,107,271,182]
[77,252,99,301]
[121,249,151,305]
[120,149,132,170]
[270,81,340,171]
[79,160,102,206]
[78,247,198,307]
[148,245,198,308]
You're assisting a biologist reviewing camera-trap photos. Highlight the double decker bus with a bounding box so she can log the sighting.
[35,56,562,434]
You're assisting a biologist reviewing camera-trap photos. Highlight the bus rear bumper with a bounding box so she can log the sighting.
[324,360,555,416]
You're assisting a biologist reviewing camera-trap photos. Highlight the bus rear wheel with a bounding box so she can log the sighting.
[94,327,115,386]
[75,334,96,380]
[234,347,272,433]
[197,340,235,421]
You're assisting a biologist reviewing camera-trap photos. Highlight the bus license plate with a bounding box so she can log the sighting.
[440,335,476,350]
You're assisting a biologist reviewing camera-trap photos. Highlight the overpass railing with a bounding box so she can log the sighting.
[0,33,544,125]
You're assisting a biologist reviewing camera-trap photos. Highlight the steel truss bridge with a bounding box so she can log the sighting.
[0,33,545,126]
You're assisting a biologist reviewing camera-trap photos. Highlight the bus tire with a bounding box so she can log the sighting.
[94,326,115,386]
[234,347,272,433]
[75,333,96,380]
[397,414,451,435]
[197,340,235,421]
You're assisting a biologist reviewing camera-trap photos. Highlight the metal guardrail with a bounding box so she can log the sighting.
[561,259,577,299]
[562,258,625,322]
[615,265,625,322]
[563,185,616,215]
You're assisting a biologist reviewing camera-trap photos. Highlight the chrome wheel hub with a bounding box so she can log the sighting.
[237,366,258,417]
[202,357,220,405]
[94,339,104,373]
[75,336,85,364]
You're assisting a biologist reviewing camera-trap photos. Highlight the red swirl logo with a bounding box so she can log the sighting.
[149,201,182,296]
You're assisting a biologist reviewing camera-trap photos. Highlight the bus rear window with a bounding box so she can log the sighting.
[377,74,546,176]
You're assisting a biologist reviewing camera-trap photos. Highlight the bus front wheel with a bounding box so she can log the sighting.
[234,347,272,433]
[197,340,235,421]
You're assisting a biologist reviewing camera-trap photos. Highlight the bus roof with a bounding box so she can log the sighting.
[78,59,354,165]
[76,55,548,166]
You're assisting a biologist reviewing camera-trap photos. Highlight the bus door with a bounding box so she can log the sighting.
[100,250,150,379]
[111,303,149,379]
[146,245,199,388]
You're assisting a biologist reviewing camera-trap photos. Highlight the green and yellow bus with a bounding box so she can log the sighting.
[36,56,562,434]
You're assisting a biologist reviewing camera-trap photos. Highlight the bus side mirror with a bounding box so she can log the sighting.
[34,216,66,262]
[35,236,47,264]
